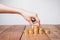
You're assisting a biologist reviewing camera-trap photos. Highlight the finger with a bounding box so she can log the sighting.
[28,20,34,28]
[39,20,40,26]
[30,16,39,24]
[30,16,40,26]
[35,14,40,26]
[35,17,40,26]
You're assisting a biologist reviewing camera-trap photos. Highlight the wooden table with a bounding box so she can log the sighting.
[0,25,60,40]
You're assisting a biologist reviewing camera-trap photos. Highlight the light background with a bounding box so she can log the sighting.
[0,0,60,25]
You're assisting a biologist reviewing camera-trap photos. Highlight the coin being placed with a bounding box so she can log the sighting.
[34,25,39,29]
[31,18,36,23]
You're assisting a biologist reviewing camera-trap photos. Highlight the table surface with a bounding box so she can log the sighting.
[0,25,60,40]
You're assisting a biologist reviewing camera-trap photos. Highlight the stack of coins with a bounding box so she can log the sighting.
[39,28,45,34]
[24,29,29,36]
[34,26,39,35]
[24,26,50,36]
[29,29,34,34]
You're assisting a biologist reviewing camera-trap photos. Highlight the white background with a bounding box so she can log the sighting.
[0,0,60,25]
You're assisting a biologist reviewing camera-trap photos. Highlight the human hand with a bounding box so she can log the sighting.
[0,4,40,26]
[20,10,40,27]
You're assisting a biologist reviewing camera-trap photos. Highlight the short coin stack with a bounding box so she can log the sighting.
[24,26,50,36]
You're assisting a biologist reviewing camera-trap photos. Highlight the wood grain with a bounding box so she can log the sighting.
[0,25,11,34]
[0,25,26,40]
[0,25,60,40]
[41,25,60,40]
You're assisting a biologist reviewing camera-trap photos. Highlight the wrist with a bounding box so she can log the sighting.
[14,9,23,16]
[17,9,25,17]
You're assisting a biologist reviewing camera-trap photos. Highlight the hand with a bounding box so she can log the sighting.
[0,4,40,26]
[20,10,40,27]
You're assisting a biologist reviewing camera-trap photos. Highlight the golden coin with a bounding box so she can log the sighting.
[29,29,34,34]
[34,26,39,34]
[39,28,45,34]
[24,29,29,35]
[34,25,39,29]
[45,30,50,34]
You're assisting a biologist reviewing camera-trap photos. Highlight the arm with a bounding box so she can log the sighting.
[0,4,22,15]
[0,4,40,27]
